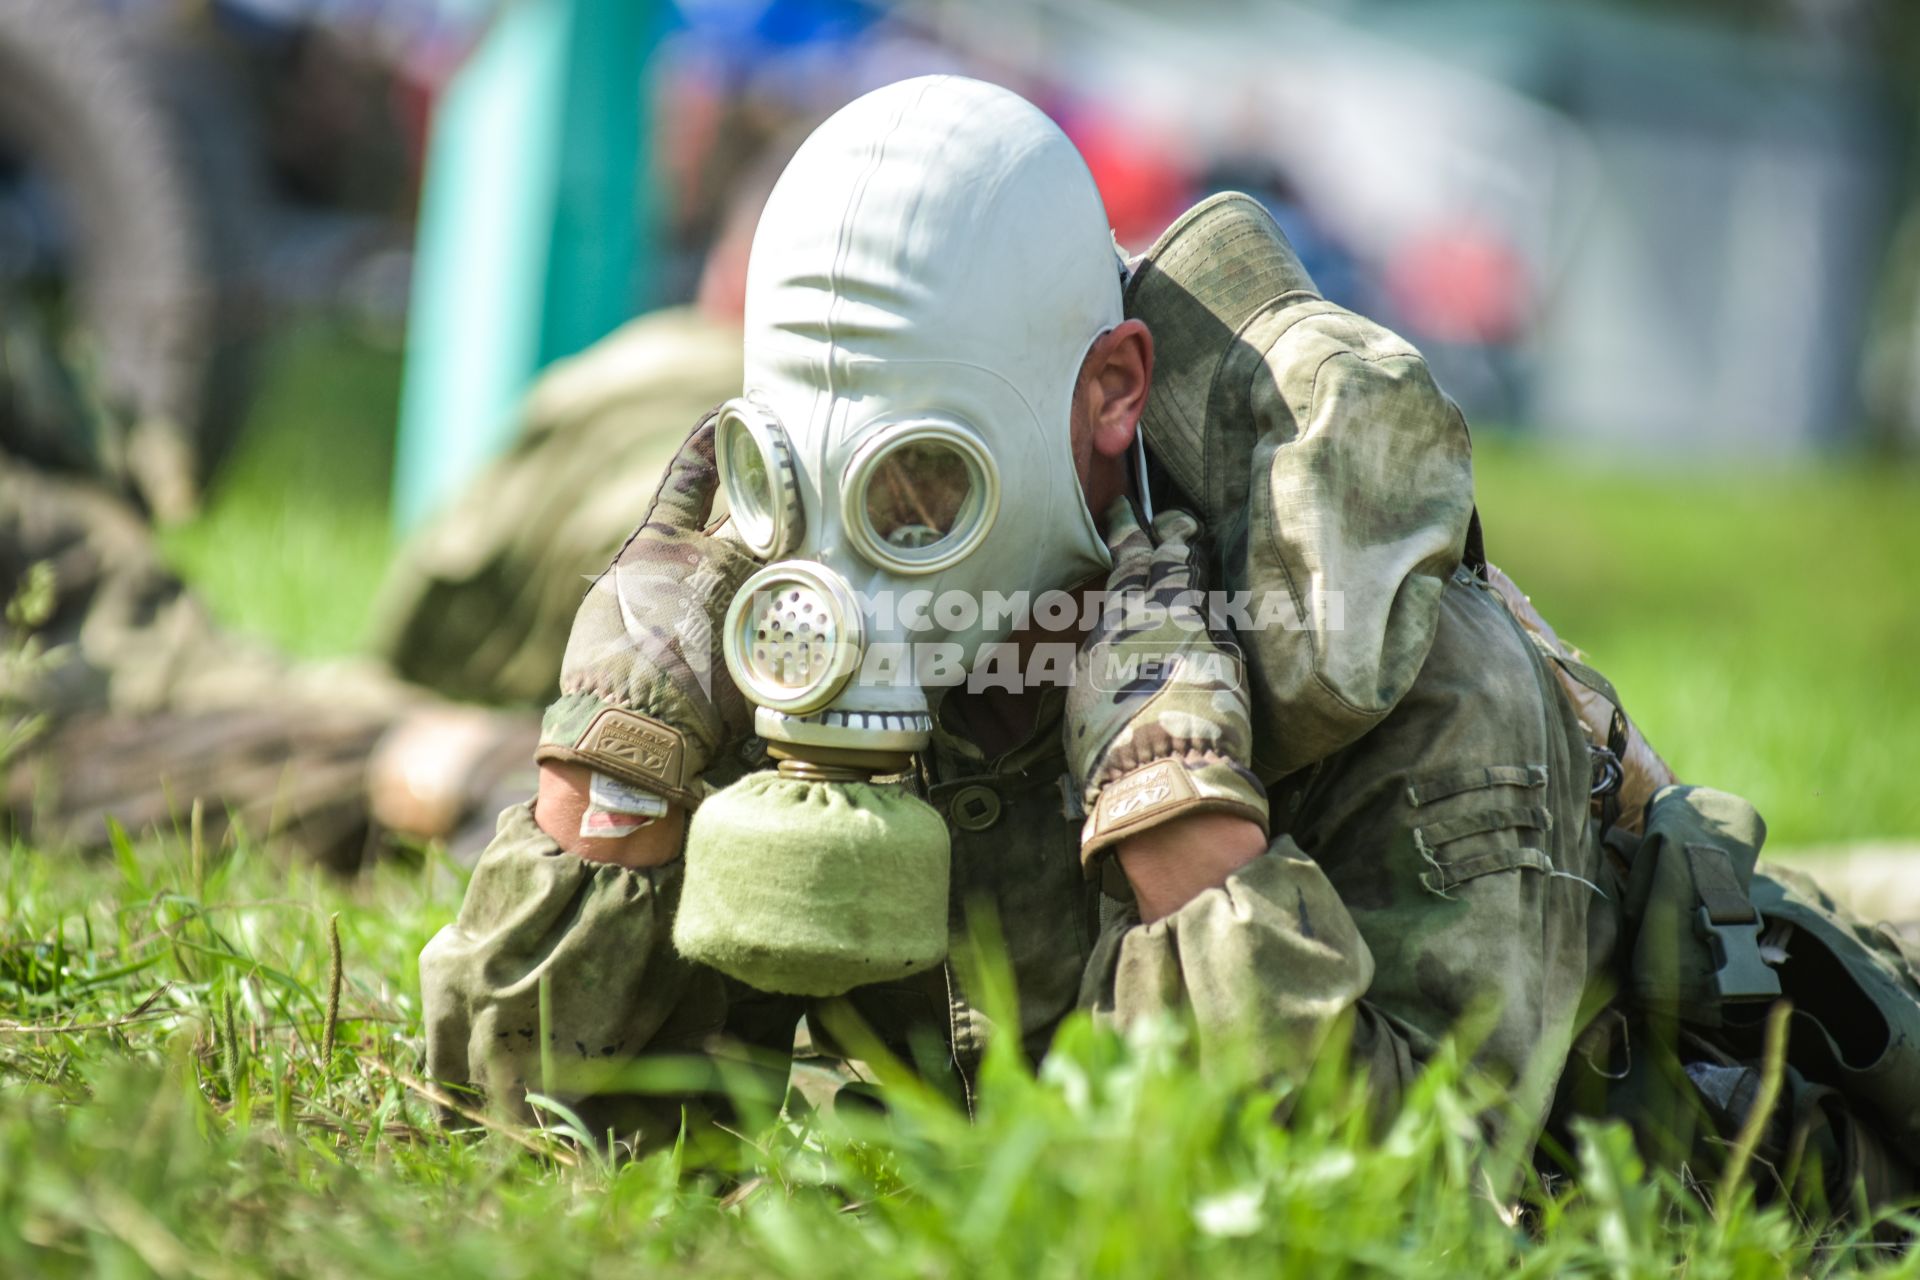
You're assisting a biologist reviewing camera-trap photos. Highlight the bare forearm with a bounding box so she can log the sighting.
[1114,812,1266,922]
[535,761,686,867]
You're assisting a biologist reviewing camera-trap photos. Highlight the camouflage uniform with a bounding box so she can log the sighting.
[418,232,1615,1154]
[372,308,742,707]
[420,562,1608,1137]
[419,195,1917,1200]
[0,453,413,862]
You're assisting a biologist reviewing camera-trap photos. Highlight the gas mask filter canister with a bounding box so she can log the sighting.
[672,403,977,996]
[672,76,1122,997]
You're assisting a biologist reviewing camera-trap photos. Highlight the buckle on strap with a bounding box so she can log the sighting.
[1589,745,1624,835]
[1694,906,1784,1004]
[1589,746,1623,799]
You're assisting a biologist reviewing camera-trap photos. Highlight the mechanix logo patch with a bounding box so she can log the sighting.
[1108,782,1172,821]
[1089,759,1198,842]
[576,709,685,791]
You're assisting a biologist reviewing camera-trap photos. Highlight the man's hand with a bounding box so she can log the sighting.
[532,413,758,860]
[1067,501,1270,913]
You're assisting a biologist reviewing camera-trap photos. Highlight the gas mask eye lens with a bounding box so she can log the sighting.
[844,423,999,574]
[715,400,803,559]
[865,441,972,549]
[728,428,771,518]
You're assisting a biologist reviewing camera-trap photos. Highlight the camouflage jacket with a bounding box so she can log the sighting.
[419,556,1614,1142]
[419,274,1620,1147]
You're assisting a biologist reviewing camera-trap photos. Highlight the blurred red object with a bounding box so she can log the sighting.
[1384,222,1528,344]
[1057,107,1190,252]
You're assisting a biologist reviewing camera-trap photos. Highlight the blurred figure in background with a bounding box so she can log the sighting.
[1381,219,1530,426]
[1192,101,1364,311]
[1,110,779,866]
[369,129,783,707]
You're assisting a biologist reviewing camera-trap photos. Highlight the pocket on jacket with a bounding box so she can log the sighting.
[1404,763,1554,894]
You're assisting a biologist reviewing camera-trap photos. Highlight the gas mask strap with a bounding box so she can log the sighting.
[1132,433,1155,524]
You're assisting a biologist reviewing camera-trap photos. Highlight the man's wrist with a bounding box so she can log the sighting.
[1080,760,1269,868]
[535,761,686,868]
[1112,811,1267,923]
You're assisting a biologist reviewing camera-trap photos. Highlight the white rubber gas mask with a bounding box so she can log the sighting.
[713,74,1120,767]
[672,76,1123,998]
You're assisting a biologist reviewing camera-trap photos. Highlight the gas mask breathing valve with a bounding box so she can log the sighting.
[723,562,864,717]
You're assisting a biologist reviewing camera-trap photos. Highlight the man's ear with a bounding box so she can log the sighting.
[1089,319,1154,459]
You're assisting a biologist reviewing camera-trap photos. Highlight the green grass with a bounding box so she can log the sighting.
[159,324,401,660]
[2,832,1912,1278]
[1473,435,1920,847]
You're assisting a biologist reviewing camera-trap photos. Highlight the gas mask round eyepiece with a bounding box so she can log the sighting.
[842,421,999,574]
[723,561,863,715]
[715,398,804,560]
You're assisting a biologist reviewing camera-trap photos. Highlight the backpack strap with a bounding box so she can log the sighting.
[1519,631,1630,835]
[1470,509,1627,833]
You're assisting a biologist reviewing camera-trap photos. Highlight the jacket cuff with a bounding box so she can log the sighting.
[1082,837,1374,1079]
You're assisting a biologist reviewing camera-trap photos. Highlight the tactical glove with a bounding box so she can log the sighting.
[534,413,758,809]
[1067,501,1269,865]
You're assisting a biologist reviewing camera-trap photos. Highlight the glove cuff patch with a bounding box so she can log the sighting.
[1084,759,1197,846]
[536,705,689,798]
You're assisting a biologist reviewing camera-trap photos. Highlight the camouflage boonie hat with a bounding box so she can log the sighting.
[1124,192,1319,526]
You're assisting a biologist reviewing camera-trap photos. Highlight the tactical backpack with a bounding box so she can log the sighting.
[1554,723,1920,1209]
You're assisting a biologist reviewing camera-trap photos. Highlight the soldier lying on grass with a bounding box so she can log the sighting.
[415,76,1913,1213]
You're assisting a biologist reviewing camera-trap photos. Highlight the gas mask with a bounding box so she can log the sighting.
[672,76,1121,996]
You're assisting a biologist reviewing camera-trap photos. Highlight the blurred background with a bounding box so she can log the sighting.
[2,0,1916,856]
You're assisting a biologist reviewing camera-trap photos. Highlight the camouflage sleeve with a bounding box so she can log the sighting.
[418,800,726,1123]
[1088,609,1612,1145]
[1082,574,1611,1153]
[1080,837,1420,1116]
[1083,674,1609,1139]
[1229,307,1475,779]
